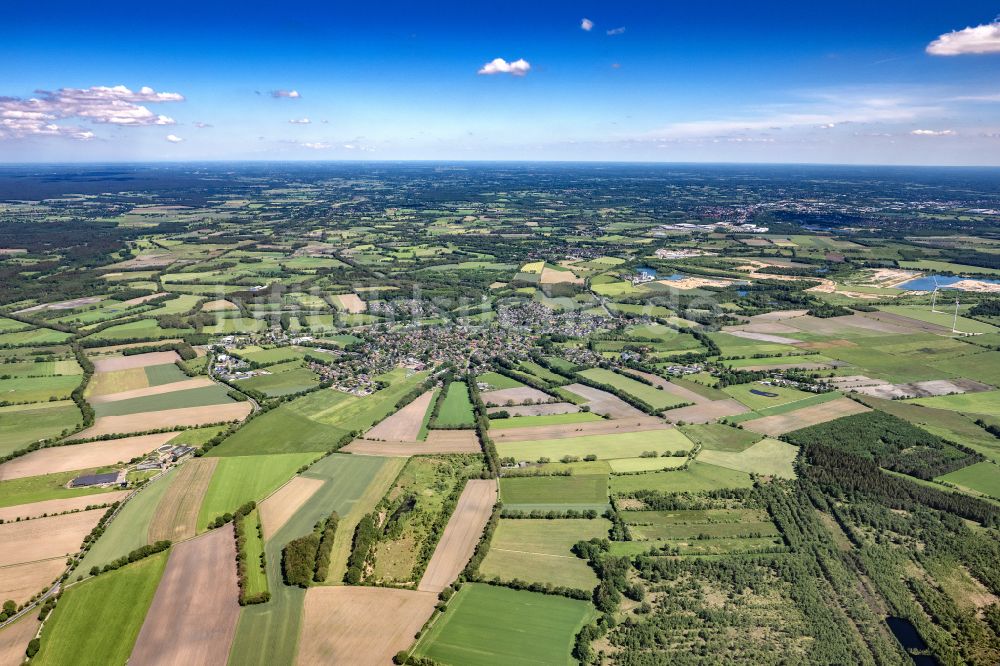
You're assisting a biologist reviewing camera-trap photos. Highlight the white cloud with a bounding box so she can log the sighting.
[0,85,184,140]
[165,134,183,142]
[301,141,331,149]
[288,118,311,124]
[477,58,531,76]
[581,18,593,31]
[193,121,212,128]
[271,89,301,98]
[927,19,1000,55]
[911,129,956,136]
[818,123,836,129]
[606,27,626,36]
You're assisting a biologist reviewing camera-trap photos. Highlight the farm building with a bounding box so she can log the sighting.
[70,472,120,488]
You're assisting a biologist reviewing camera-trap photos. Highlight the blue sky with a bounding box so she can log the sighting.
[1,1,998,164]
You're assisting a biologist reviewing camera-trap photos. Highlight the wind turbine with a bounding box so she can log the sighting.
[930,276,942,313]
[952,295,962,335]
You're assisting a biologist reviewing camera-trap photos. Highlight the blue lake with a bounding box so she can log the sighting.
[897,274,1000,292]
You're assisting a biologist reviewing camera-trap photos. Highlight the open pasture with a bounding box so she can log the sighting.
[489,410,602,429]
[696,438,799,479]
[433,382,476,427]
[0,374,80,404]
[479,518,609,590]
[610,461,754,494]
[0,401,82,457]
[680,423,762,452]
[491,415,668,442]
[93,384,236,418]
[91,351,181,372]
[196,453,315,530]
[907,389,1000,416]
[496,428,694,463]
[32,552,168,666]
[499,474,609,509]
[87,376,214,404]
[416,583,594,666]
[722,382,816,410]
[937,461,1000,500]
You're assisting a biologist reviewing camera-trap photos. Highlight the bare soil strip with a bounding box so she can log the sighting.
[363,390,435,442]
[726,330,803,344]
[147,458,218,543]
[130,525,241,666]
[344,430,480,457]
[123,292,168,306]
[661,399,750,425]
[201,299,238,311]
[334,293,367,313]
[88,377,215,404]
[0,433,178,481]
[561,384,648,419]
[0,509,105,567]
[77,402,252,438]
[491,416,668,443]
[418,479,497,593]
[0,491,130,522]
[751,309,810,322]
[741,397,870,436]
[297,587,437,666]
[0,559,66,606]
[622,370,709,405]
[480,386,552,406]
[0,614,41,665]
[92,351,182,372]
[488,402,579,417]
[259,476,325,541]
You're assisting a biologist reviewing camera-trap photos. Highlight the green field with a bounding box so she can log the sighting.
[243,508,269,596]
[211,370,428,456]
[480,518,609,589]
[476,372,524,390]
[0,468,120,508]
[144,362,189,385]
[489,411,603,430]
[577,368,688,410]
[33,551,168,666]
[517,361,567,384]
[77,469,177,574]
[0,374,80,403]
[235,366,320,397]
[434,381,475,427]
[416,583,595,666]
[607,456,688,473]
[622,508,779,541]
[233,346,306,365]
[937,461,1000,500]
[696,438,798,479]
[721,382,815,410]
[878,305,997,335]
[197,453,316,529]
[93,384,237,417]
[0,327,74,346]
[499,474,609,509]
[610,461,754,494]
[679,423,762,452]
[0,400,81,456]
[907,390,1000,416]
[230,454,397,666]
[496,428,694,463]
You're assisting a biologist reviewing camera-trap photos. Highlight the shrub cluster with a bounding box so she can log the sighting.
[345,513,380,584]
[88,540,171,577]
[281,511,339,588]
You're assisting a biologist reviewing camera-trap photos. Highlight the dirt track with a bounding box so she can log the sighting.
[742,397,870,436]
[88,377,215,404]
[363,390,435,441]
[92,351,181,372]
[147,458,218,542]
[562,383,648,419]
[661,399,750,425]
[0,432,177,481]
[259,476,324,540]
[492,416,668,442]
[297,587,437,666]
[0,559,66,606]
[77,402,252,438]
[0,491,129,522]
[419,479,497,593]
[0,509,104,567]
[130,525,240,666]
